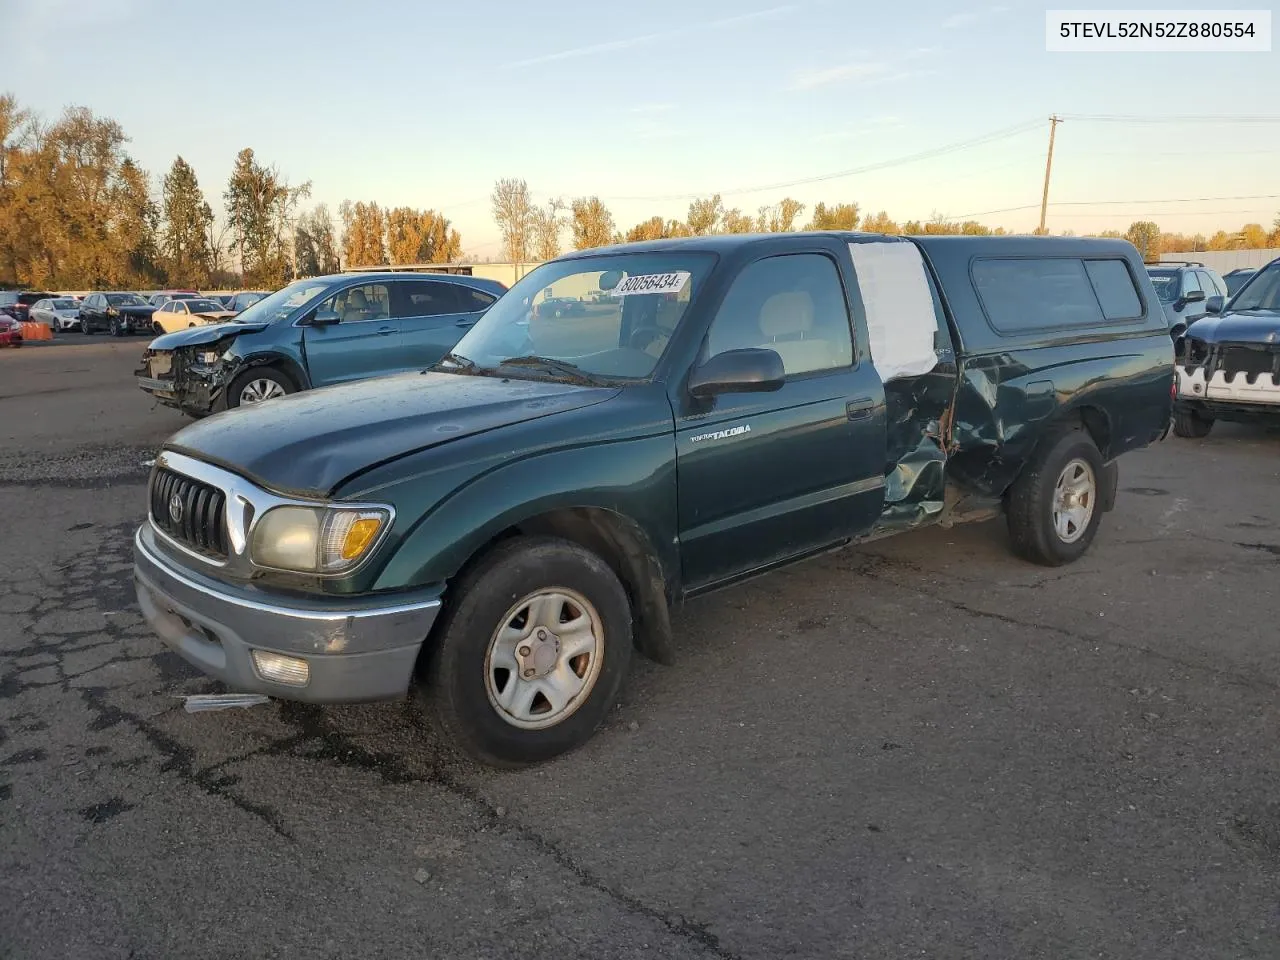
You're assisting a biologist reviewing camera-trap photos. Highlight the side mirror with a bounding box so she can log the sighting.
[688,347,785,398]
[310,308,340,326]
[1204,294,1224,315]
[1183,289,1206,304]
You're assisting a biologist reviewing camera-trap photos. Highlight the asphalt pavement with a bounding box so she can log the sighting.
[3,336,1280,959]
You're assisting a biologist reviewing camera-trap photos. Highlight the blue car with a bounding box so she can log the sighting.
[136,272,506,415]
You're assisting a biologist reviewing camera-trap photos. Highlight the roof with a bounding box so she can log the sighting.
[307,271,503,290]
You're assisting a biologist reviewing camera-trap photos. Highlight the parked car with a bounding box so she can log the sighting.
[0,290,56,322]
[136,272,506,415]
[151,297,237,334]
[534,295,586,319]
[1223,267,1257,298]
[131,233,1173,766]
[79,292,158,335]
[1173,255,1280,437]
[0,315,22,347]
[28,297,81,331]
[1145,261,1229,335]
[148,290,201,308]
[223,290,270,315]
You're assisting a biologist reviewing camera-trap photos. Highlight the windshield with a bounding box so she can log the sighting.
[230,280,327,325]
[1146,271,1178,303]
[233,292,267,308]
[1229,263,1280,312]
[0,293,15,306]
[52,299,78,309]
[447,253,714,380]
[184,299,225,312]
[107,293,147,306]
[1225,271,1256,296]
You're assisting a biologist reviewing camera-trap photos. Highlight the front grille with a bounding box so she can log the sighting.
[1220,346,1278,382]
[150,467,228,559]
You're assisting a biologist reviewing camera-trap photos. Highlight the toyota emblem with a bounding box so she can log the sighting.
[168,492,184,524]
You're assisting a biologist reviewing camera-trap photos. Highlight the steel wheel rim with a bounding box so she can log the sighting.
[484,587,604,730]
[1052,457,1096,544]
[239,379,286,404]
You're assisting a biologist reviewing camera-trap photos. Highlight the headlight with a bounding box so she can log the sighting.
[106,307,118,316]
[197,351,219,364]
[250,505,390,573]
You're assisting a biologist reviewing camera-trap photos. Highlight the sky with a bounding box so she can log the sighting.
[5,0,1278,257]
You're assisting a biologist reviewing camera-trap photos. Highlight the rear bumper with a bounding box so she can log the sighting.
[133,525,442,703]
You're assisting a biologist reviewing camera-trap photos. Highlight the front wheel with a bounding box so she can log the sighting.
[81,317,92,335]
[421,536,632,767]
[226,368,294,407]
[109,317,122,337]
[1006,426,1105,566]
[1173,407,1214,439]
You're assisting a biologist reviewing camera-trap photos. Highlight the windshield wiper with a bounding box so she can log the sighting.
[496,355,604,385]
[436,351,476,370]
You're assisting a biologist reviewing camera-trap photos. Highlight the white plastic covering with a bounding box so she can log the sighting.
[847,241,940,381]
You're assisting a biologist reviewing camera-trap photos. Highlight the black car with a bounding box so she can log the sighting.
[1173,256,1280,437]
[1145,261,1229,335]
[79,292,157,336]
[0,290,57,322]
[1223,268,1258,298]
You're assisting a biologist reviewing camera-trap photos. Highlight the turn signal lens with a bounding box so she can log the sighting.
[319,509,389,571]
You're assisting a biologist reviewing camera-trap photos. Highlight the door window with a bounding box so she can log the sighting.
[323,283,390,322]
[457,286,497,312]
[1181,271,1202,297]
[395,281,462,318]
[703,253,853,376]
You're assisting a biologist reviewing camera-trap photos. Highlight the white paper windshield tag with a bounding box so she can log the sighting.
[610,271,689,297]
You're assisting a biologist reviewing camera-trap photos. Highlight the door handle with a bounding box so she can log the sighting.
[377,326,394,336]
[846,397,874,421]
[455,318,477,328]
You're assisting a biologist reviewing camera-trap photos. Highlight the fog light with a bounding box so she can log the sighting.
[251,650,310,686]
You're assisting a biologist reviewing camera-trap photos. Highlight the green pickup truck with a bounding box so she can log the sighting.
[133,233,1174,765]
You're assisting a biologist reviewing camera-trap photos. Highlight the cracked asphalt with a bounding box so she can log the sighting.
[3,337,1280,959]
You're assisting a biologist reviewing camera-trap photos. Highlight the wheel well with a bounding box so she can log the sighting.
[1075,406,1111,459]
[452,508,676,666]
[239,354,305,390]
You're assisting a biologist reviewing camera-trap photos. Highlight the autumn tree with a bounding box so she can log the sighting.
[294,204,340,276]
[161,156,212,286]
[860,211,900,234]
[569,196,615,249]
[112,157,164,285]
[225,148,310,285]
[1240,223,1269,248]
[686,194,724,235]
[756,198,805,232]
[625,216,667,242]
[530,198,566,261]
[491,177,533,264]
[1125,221,1161,261]
[721,208,755,233]
[806,202,859,231]
[339,200,388,267]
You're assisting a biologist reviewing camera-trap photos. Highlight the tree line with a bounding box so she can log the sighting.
[488,179,1017,263]
[0,93,464,290]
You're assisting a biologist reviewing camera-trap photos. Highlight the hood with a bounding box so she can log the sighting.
[1185,309,1280,344]
[193,310,237,322]
[119,304,157,316]
[165,371,619,497]
[150,320,269,349]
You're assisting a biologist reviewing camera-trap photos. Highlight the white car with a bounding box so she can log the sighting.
[29,297,82,331]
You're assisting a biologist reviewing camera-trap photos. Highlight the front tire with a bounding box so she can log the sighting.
[1006,426,1105,566]
[226,368,294,408]
[1173,406,1214,439]
[109,317,122,337]
[81,317,92,335]
[421,536,632,767]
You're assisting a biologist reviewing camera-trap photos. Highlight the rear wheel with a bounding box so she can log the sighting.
[1007,426,1105,566]
[421,536,632,767]
[226,367,294,408]
[1173,406,1214,439]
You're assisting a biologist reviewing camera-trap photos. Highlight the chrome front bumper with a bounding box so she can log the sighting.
[133,524,442,703]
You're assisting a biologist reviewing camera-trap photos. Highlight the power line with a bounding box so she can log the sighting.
[600,119,1044,203]
[956,193,1280,219]
[1062,114,1280,123]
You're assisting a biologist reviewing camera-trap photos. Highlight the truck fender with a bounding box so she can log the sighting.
[372,438,679,664]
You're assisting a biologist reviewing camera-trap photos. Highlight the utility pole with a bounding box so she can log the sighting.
[1038,115,1062,236]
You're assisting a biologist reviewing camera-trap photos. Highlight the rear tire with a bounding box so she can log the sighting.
[1006,426,1105,567]
[1173,407,1214,439]
[421,536,632,767]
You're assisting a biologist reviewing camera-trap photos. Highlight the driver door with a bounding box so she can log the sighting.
[302,282,400,386]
